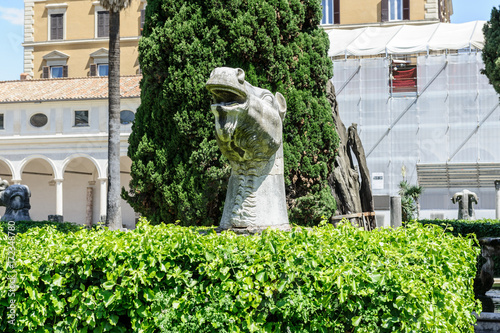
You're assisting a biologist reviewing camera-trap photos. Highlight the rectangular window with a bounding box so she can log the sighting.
[51,66,63,78]
[389,0,402,21]
[98,64,109,76]
[382,0,409,21]
[390,56,417,97]
[141,9,145,34]
[0,114,4,129]
[98,11,109,37]
[321,0,339,25]
[74,110,89,127]
[43,65,68,78]
[50,13,64,40]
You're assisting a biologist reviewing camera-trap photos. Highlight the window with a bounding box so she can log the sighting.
[51,66,63,78]
[90,63,109,76]
[74,110,89,127]
[0,114,4,129]
[46,3,67,41]
[382,0,410,22]
[120,110,135,125]
[390,56,417,96]
[389,0,402,21]
[43,65,68,78]
[140,9,145,34]
[50,13,64,40]
[30,113,48,128]
[321,0,340,25]
[42,50,69,79]
[97,11,109,37]
[98,64,109,76]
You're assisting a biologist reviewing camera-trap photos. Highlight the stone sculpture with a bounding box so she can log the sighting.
[0,179,32,222]
[451,189,478,220]
[475,237,500,296]
[206,67,290,233]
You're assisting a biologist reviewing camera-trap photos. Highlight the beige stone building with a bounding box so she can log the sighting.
[0,0,146,226]
[23,0,146,79]
[320,0,453,27]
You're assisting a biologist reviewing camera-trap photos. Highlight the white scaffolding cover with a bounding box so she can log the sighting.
[328,21,486,57]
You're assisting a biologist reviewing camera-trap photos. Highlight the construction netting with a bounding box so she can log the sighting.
[331,52,500,212]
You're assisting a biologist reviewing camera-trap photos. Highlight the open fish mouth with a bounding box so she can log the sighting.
[207,86,247,107]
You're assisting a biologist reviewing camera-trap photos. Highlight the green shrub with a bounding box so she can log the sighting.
[0,220,84,235]
[418,218,500,239]
[418,219,500,277]
[0,220,479,332]
[125,0,339,226]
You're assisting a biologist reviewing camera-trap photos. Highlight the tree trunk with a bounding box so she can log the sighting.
[107,9,122,230]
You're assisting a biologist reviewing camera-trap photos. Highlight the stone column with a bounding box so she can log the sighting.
[98,178,107,223]
[55,179,63,216]
[11,179,21,185]
[495,181,500,220]
[86,181,95,227]
[390,195,402,228]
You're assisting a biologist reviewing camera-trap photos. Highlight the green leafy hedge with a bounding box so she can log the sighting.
[418,219,500,277]
[0,221,479,332]
[418,219,500,239]
[0,220,84,235]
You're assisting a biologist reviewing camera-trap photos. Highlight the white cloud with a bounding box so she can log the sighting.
[0,7,24,26]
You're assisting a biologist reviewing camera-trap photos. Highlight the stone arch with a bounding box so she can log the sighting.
[20,155,58,179]
[62,153,103,179]
[0,157,14,182]
[20,156,58,221]
[62,156,100,225]
[0,158,14,217]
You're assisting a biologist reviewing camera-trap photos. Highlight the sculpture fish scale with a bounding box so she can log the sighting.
[206,67,290,233]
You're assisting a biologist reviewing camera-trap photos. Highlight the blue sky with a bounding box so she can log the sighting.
[0,0,499,81]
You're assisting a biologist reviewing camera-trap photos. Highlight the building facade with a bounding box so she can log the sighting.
[0,76,141,227]
[320,0,453,26]
[0,0,147,227]
[329,22,500,224]
[23,0,146,79]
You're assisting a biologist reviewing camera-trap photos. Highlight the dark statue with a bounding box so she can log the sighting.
[0,179,32,222]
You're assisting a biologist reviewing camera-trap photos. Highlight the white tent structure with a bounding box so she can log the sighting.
[328,21,486,58]
[329,21,500,223]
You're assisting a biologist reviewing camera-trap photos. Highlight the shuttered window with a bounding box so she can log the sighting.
[98,11,109,37]
[0,114,4,130]
[382,0,409,22]
[42,66,68,79]
[50,14,64,40]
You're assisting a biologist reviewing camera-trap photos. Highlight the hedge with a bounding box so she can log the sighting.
[0,220,480,332]
[0,220,84,235]
[418,219,500,239]
[418,219,500,277]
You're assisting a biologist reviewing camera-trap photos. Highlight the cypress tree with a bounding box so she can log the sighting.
[125,0,339,226]
[482,6,500,95]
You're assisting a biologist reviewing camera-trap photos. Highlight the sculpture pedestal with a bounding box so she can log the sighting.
[48,215,63,222]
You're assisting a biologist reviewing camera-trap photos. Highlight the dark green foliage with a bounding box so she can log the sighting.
[418,218,500,276]
[418,218,500,239]
[0,220,83,235]
[125,0,339,226]
[0,220,479,332]
[482,6,500,95]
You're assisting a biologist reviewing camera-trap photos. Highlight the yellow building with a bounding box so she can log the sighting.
[23,0,146,79]
[320,0,453,27]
